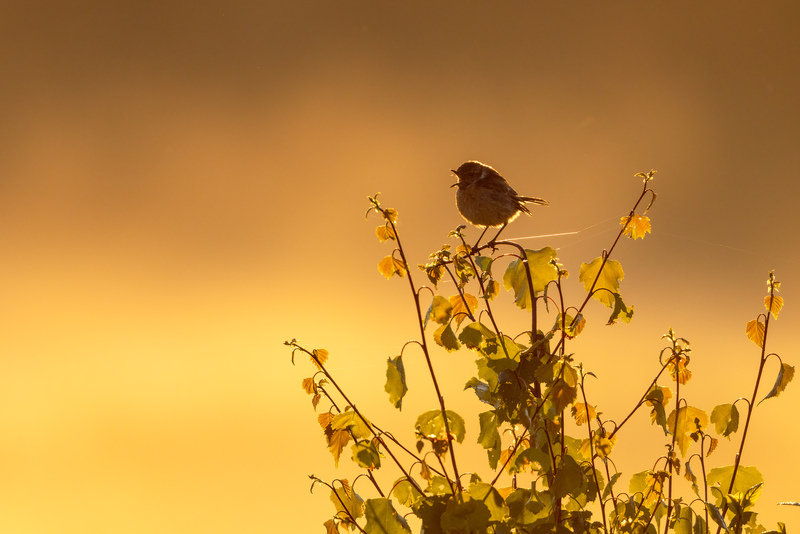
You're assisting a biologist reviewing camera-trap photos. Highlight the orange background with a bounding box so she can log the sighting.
[1,2,799,532]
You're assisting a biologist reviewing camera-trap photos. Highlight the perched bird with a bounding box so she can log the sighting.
[451,161,549,247]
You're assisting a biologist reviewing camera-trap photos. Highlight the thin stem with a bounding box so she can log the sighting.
[579,375,609,534]
[386,215,463,493]
[295,343,425,495]
[608,357,672,440]
[713,282,777,534]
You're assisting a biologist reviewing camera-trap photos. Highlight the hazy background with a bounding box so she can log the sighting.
[1,2,799,532]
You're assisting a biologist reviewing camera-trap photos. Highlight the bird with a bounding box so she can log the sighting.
[451,160,548,248]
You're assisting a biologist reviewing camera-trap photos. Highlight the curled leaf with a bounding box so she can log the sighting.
[760,362,795,404]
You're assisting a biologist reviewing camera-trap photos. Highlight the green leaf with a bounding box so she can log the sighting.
[506,488,548,526]
[674,501,693,534]
[415,410,466,443]
[458,322,496,350]
[426,476,453,496]
[503,247,559,310]
[544,361,579,413]
[425,295,453,328]
[352,440,381,469]
[332,411,372,440]
[552,455,583,500]
[608,292,634,325]
[602,472,622,501]
[760,362,795,404]
[629,471,649,495]
[477,411,500,449]
[464,376,499,407]
[710,404,739,438]
[484,279,500,301]
[385,355,408,410]
[433,323,460,352]
[392,478,421,507]
[707,466,764,503]
[441,496,491,533]
[330,480,364,521]
[411,496,448,534]
[706,502,729,532]
[579,257,625,308]
[484,336,522,373]
[364,498,411,534]
[467,482,509,522]
[474,256,494,274]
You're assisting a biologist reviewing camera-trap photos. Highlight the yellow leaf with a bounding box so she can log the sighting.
[745,319,765,348]
[449,293,479,326]
[301,377,316,394]
[579,257,624,308]
[378,255,407,279]
[375,224,396,242]
[328,429,351,467]
[571,402,596,425]
[383,208,398,223]
[668,357,692,385]
[765,295,784,319]
[311,348,329,371]
[592,433,615,458]
[620,214,652,240]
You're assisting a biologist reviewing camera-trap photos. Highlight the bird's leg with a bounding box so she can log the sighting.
[488,222,509,246]
[472,226,490,251]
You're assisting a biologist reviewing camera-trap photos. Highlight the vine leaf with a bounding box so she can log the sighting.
[352,440,382,470]
[552,455,584,500]
[332,411,372,440]
[608,293,634,325]
[710,404,739,438]
[364,498,411,534]
[330,480,365,523]
[765,295,784,319]
[579,257,625,308]
[645,385,672,433]
[450,293,479,327]
[328,429,351,467]
[666,406,709,457]
[706,466,763,506]
[745,318,765,348]
[502,247,559,310]
[441,496,491,533]
[425,295,453,328]
[434,323,460,352]
[620,214,652,239]
[311,348,329,370]
[376,224,396,242]
[416,410,466,443]
[385,355,408,409]
[378,255,408,279]
[759,362,795,404]
[571,402,596,425]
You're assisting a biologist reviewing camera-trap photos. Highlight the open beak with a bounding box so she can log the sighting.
[451,169,459,188]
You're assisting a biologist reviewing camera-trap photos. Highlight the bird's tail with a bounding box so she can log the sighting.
[517,196,549,206]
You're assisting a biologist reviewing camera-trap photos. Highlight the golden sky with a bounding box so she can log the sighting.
[1,2,799,533]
